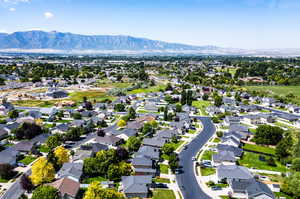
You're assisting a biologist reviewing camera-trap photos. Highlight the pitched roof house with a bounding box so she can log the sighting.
[121,175,152,199]
[47,177,80,199]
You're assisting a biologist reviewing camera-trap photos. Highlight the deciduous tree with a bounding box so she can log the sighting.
[30,157,55,185]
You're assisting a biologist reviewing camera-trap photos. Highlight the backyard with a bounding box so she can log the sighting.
[238,152,287,172]
[152,189,176,199]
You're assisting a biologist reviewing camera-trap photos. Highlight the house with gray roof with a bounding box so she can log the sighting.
[224,116,240,126]
[94,135,123,147]
[143,137,165,148]
[57,162,83,181]
[121,175,152,198]
[217,165,253,183]
[216,144,243,157]
[212,151,236,166]
[14,141,35,153]
[72,150,93,163]
[231,178,275,199]
[136,146,160,161]
[0,148,19,165]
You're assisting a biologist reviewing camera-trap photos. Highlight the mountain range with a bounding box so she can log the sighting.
[0,31,300,56]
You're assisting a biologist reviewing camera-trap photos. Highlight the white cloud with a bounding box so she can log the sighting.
[9,7,15,11]
[44,12,54,19]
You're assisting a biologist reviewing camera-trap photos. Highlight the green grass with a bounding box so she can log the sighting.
[275,121,295,129]
[0,178,9,183]
[188,129,197,134]
[274,192,293,199]
[38,145,51,153]
[242,144,276,155]
[245,85,300,105]
[201,168,216,176]
[170,141,184,150]
[97,82,132,89]
[201,150,215,161]
[192,100,212,116]
[153,177,171,183]
[238,152,287,172]
[18,155,37,165]
[128,84,166,94]
[82,176,107,184]
[213,138,221,143]
[153,189,176,199]
[69,90,115,102]
[160,164,169,174]
[56,119,72,123]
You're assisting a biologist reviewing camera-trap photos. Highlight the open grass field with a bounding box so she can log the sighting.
[245,85,300,105]
[153,189,176,199]
[128,84,166,94]
[97,82,132,89]
[192,100,212,116]
[238,152,287,172]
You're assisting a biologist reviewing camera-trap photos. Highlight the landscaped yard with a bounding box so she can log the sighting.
[152,189,176,199]
[82,176,107,184]
[213,138,221,143]
[188,129,197,134]
[200,167,216,176]
[242,143,275,155]
[238,152,287,172]
[159,164,169,174]
[18,155,37,165]
[192,100,212,116]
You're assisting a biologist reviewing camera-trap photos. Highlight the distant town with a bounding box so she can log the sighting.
[0,54,299,199]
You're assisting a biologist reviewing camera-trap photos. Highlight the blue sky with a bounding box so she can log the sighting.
[0,0,300,49]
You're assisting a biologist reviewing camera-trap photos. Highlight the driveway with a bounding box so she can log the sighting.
[176,117,216,199]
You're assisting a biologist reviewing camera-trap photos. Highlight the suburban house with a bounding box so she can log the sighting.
[120,175,152,199]
[0,148,19,165]
[143,137,165,148]
[56,162,83,181]
[47,177,80,199]
[224,116,240,126]
[216,165,253,183]
[212,151,236,166]
[216,144,243,157]
[72,150,93,163]
[94,135,123,147]
[262,98,276,107]
[136,146,160,161]
[14,141,35,154]
[231,178,275,199]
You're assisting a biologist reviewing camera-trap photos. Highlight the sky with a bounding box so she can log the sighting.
[0,0,300,49]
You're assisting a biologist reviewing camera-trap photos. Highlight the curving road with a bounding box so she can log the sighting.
[176,117,216,199]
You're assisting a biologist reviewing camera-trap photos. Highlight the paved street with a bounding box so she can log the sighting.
[176,117,216,199]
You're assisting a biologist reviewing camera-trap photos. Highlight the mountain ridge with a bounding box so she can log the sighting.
[0,30,218,51]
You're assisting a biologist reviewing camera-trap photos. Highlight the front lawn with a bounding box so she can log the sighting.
[242,144,275,155]
[38,145,51,153]
[188,129,197,134]
[213,138,221,143]
[160,164,169,174]
[201,150,215,161]
[152,189,176,199]
[201,168,216,176]
[238,152,287,172]
[153,177,171,183]
[19,155,37,165]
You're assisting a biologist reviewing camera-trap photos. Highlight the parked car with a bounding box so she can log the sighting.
[155,183,168,188]
[211,186,222,191]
